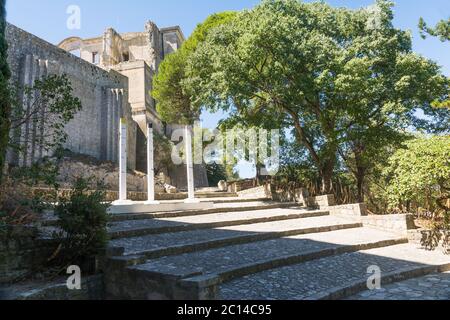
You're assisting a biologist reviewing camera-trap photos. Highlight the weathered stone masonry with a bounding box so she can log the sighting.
[6,23,136,170]
[5,21,209,188]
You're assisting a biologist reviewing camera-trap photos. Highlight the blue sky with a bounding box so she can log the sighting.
[6,0,450,178]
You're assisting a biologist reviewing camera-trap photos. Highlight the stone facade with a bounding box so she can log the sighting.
[5,21,208,188]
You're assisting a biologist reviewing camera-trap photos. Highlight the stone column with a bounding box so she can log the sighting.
[145,122,159,204]
[19,54,34,167]
[184,125,199,203]
[112,89,119,163]
[28,57,41,165]
[37,59,48,160]
[113,118,132,205]
[106,89,113,161]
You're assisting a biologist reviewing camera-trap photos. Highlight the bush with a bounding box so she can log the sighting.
[384,136,449,253]
[51,178,110,269]
[0,179,42,231]
[385,136,449,216]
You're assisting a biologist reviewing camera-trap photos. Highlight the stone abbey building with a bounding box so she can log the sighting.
[5,21,208,189]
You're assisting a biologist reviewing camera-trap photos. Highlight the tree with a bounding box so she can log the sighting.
[8,74,82,187]
[0,0,10,184]
[418,17,450,110]
[217,110,284,185]
[152,12,237,125]
[205,162,228,187]
[185,0,449,194]
[419,17,450,42]
[384,136,449,253]
[339,125,411,202]
[385,136,450,215]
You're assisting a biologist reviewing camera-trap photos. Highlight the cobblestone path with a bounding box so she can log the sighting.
[219,244,450,300]
[347,272,450,300]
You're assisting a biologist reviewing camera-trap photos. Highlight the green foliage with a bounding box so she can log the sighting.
[152,11,237,125]
[0,0,11,184]
[206,162,228,187]
[0,179,40,231]
[52,178,110,267]
[154,132,175,174]
[384,136,450,216]
[185,0,449,193]
[419,17,450,42]
[8,74,82,188]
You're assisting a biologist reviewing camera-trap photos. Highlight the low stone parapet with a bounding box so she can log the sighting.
[0,226,54,284]
[328,203,368,217]
[1,275,104,300]
[308,194,336,208]
[237,186,270,199]
[362,214,416,235]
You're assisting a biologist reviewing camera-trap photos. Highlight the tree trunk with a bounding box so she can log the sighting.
[320,161,334,195]
[356,166,365,203]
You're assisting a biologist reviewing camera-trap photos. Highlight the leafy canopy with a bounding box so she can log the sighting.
[152,12,237,125]
[419,17,450,42]
[184,0,449,192]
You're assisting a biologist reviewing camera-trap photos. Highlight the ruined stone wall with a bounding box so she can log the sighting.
[5,23,137,170]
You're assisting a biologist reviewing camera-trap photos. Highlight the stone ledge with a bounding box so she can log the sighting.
[362,214,416,235]
[108,201,214,215]
[108,210,330,239]
[214,238,407,286]
[309,194,336,208]
[327,203,368,217]
[112,238,406,300]
[118,222,363,260]
[309,263,450,300]
[110,202,299,222]
[1,274,104,300]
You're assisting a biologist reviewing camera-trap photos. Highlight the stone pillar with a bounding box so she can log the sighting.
[27,57,41,165]
[106,89,113,161]
[145,123,159,204]
[184,125,198,203]
[112,89,119,163]
[113,118,132,205]
[19,54,34,167]
[37,59,48,160]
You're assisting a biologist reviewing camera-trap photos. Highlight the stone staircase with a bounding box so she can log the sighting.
[103,199,450,300]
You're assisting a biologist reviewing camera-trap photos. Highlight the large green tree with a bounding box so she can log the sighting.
[185,0,449,194]
[419,17,450,42]
[0,0,10,183]
[152,11,237,125]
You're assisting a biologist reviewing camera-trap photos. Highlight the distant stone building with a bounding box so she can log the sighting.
[5,21,209,189]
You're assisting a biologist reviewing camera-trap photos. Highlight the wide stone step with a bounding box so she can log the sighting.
[110,202,300,222]
[109,215,361,260]
[219,243,450,300]
[108,208,329,239]
[131,227,407,284]
[345,272,450,300]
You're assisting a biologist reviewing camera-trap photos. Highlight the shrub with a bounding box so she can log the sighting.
[385,136,449,215]
[51,178,110,269]
[0,179,41,231]
[384,136,449,253]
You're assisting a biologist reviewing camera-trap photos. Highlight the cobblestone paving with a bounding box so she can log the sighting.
[108,208,326,233]
[219,244,450,300]
[109,215,355,255]
[347,272,450,300]
[135,227,402,277]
